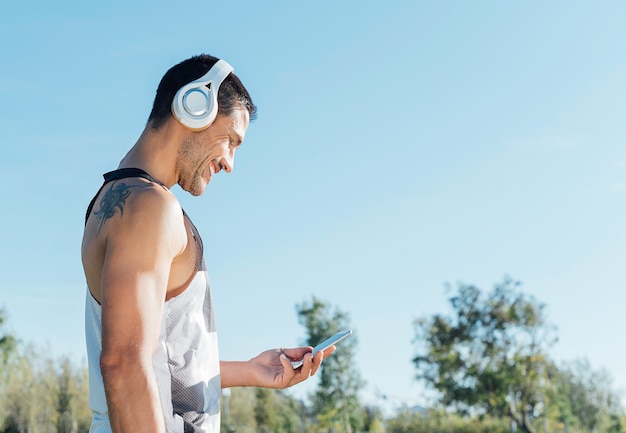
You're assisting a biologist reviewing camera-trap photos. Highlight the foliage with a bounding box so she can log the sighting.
[296,296,365,433]
[362,405,386,433]
[1,291,624,433]
[385,408,510,433]
[221,387,256,433]
[0,343,91,433]
[0,307,17,430]
[254,387,303,433]
[0,308,16,367]
[56,357,91,433]
[546,358,625,433]
[412,277,556,433]
[221,387,305,433]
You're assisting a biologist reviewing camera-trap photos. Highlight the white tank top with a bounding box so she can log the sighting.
[84,169,221,433]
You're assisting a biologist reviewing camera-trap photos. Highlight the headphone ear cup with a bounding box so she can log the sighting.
[171,60,234,131]
[183,87,211,117]
[172,84,217,130]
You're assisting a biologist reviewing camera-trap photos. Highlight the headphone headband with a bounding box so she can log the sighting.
[171,59,234,130]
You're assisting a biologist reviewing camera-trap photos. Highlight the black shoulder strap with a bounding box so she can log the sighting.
[84,168,162,225]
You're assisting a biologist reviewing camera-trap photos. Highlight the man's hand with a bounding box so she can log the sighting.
[220,345,336,389]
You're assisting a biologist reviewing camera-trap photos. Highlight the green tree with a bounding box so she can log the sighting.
[543,360,577,432]
[296,296,365,433]
[1,345,58,433]
[57,358,75,433]
[221,388,256,433]
[0,308,16,366]
[55,356,91,433]
[0,341,91,433]
[0,308,17,430]
[412,278,556,433]
[362,405,386,433]
[561,359,623,433]
[220,387,304,433]
[255,388,303,433]
[254,388,273,433]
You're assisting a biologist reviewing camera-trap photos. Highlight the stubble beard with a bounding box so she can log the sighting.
[177,136,207,197]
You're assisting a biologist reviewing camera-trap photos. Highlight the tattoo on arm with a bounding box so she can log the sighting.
[94,181,135,234]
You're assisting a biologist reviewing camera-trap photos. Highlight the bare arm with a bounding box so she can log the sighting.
[97,187,185,433]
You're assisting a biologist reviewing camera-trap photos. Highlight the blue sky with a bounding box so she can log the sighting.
[2,1,626,411]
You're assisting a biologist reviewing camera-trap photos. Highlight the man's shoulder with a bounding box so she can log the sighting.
[119,179,179,213]
[93,178,184,237]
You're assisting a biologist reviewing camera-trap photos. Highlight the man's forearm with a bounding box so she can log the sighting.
[220,360,256,388]
[102,355,166,433]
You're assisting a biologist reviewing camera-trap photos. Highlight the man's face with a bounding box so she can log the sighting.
[176,107,250,196]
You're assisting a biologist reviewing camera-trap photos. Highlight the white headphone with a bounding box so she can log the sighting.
[171,59,234,130]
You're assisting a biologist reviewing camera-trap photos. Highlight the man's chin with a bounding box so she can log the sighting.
[184,178,209,197]
[193,183,208,196]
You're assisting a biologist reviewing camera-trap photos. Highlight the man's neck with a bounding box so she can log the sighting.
[118,121,183,188]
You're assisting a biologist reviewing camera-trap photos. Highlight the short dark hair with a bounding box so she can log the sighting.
[147,54,257,129]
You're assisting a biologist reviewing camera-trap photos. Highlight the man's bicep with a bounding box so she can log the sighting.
[100,244,171,357]
[99,203,181,357]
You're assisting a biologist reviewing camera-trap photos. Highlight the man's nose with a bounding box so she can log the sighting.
[221,151,235,173]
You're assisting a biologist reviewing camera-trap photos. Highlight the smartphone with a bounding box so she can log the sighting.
[291,329,352,369]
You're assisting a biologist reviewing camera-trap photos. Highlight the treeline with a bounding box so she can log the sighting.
[0,312,91,432]
[1,279,625,433]
[412,277,625,433]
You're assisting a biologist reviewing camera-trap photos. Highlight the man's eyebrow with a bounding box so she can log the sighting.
[223,125,243,146]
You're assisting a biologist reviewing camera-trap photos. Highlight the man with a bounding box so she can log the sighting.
[82,54,330,433]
